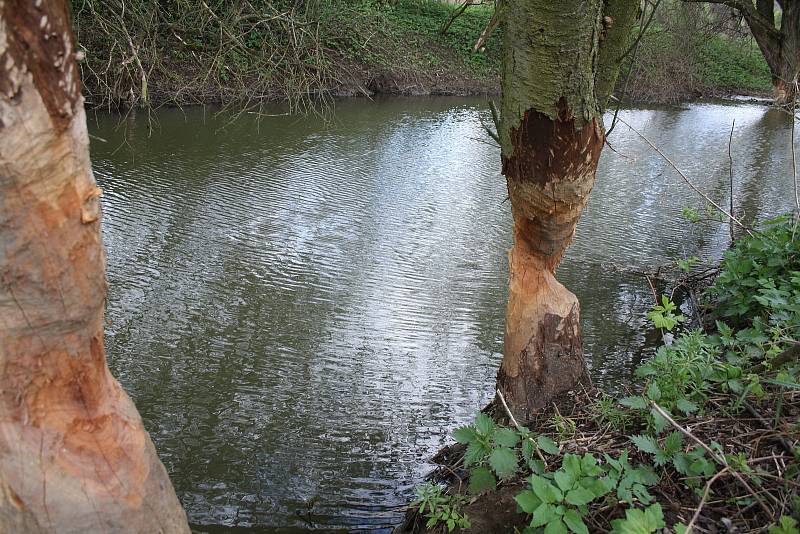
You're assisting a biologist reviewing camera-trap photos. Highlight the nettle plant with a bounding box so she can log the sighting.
[453,412,560,494]
[629,432,716,488]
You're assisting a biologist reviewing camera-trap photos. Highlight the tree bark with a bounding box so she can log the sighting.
[749,0,798,102]
[496,0,638,421]
[0,2,190,532]
[685,0,798,103]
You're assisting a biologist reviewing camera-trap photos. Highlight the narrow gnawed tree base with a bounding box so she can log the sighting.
[496,238,590,422]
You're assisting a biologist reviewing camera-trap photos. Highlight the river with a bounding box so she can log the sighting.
[87,97,797,532]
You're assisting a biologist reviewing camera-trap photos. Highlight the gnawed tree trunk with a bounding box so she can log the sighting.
[0,2,189,532]
[686,0,799,104]
[496,1,638,421]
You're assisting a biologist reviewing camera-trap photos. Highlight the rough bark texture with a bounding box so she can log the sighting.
[753,0,798,102]
[687,0,798,103]
[0,2,190,532]
[496,0,638,421]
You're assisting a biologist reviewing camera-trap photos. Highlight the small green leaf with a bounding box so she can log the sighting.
[650,407,669,433]
[531,502,557,527]
[672,453,690,475]
[646,382,661,401]
[632,465,660,486]
[489,447,518,479]
[562,454,581,475]
[514,489,542,514]
[463,441,487,467]
[530,475,563,504]
[452,426,476,444]
[610,503,665,534]
[630,435,661,455]
[468,466,496,495]
[619,396,648,410]
[494,427,520,448]
[528,458,546,474]
[565,486,595,506]
[553,470,575,492]
[676,398,699,414]
[768,516,799,534]
[563,508,589,534]
[474,412,494,435]
[537,436,560,455]
[585,476,614,498]
[663,431,683,454]
[522,439,535,461]
[544,518,568,534]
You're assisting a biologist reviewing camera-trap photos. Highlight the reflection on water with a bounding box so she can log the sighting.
[87,97,797,532]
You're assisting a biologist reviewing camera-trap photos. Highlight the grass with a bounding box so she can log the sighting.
[697,35,772,94]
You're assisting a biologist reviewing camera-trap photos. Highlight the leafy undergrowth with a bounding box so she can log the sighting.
[399,216,800,534]
[697,36,772,95]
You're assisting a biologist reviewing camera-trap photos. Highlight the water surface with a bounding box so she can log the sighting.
[88,97,798,532]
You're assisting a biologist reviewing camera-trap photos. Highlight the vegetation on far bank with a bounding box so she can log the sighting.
[70,0,773,110]
[401,215,800,534]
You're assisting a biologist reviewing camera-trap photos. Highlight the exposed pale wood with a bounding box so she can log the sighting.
[0,2,189,531]
[496,0,638,421]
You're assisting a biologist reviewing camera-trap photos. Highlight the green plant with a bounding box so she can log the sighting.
[603,451,659,505]
[609,503,665,534]
[709,216,800,327]
[682,206,701,223]
[453,413,559,494]
[630,433,716,484]
[647,295,686,331]
[591,393,633,432]
[411,483,471,532]
[550,413,578,441]
[515,453,612,534]
[453,412,519,492]
[769,516,800,534]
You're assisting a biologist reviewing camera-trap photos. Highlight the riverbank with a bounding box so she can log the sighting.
[397,215,800,534]
[71,0,772,110]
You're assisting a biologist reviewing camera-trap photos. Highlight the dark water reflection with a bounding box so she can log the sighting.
[87,97,797,532]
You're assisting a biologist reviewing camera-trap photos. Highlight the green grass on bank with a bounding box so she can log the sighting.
[318,0,499,79]
[698,36,772,94]
[623,19,773,102]
[380,0,499,74]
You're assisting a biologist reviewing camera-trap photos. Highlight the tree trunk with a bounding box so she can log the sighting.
[749,0,799,103]
[691,0,799,104]
[770,0,799,103]
[0,2,190,532]
[496,1,638,421]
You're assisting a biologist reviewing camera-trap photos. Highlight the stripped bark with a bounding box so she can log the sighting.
[684,0,799,103]
[0,1,189,532]
[496,0,638,421]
